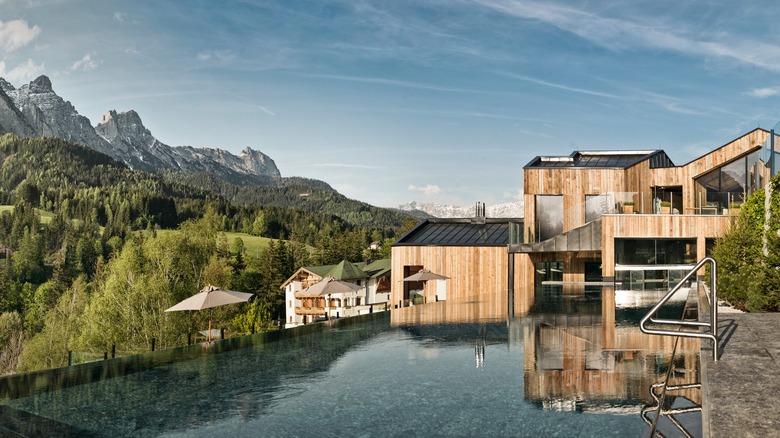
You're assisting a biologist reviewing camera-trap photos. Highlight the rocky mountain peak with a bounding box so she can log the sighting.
[97,109,148,136]
[0,78,15,93]
[27,75,54,94]
[1,75,284,186]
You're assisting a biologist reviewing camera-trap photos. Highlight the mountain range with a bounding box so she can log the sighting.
[397,200,524,218]
[0,75,524,221]
[0,75,281,186]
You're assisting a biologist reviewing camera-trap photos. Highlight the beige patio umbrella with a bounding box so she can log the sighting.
[402,269,449,282]
[295,277,362,298]
[165,285,253,342]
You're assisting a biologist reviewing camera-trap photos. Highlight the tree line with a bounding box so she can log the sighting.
[0,134,415,374]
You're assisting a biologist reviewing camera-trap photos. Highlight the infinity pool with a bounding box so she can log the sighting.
[0,286,701,437]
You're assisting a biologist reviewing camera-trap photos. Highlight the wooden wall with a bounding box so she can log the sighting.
[523,167,626,241]
[523,129,770,242]
[390,246,535,324]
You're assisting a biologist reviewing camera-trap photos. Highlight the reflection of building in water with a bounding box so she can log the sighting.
[390,282,536,326]
[513,286,701,410]
[391,282,701,418]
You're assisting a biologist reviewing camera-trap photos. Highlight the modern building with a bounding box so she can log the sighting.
[391,128,778,307]
[281,259,391,328]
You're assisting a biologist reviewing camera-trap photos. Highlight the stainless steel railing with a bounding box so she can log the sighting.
[639,257,718,361]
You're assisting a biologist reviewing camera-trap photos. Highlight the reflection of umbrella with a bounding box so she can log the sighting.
[295,277,362,298]
[165,285,253,342]
[402,269,449,282]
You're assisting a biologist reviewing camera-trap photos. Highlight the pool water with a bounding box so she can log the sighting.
[0,286,701,437]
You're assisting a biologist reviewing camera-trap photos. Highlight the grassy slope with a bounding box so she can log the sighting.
[155,229,312,256]
[0,205,55,224]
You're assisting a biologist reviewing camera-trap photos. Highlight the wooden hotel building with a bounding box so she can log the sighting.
[392,128,777,308]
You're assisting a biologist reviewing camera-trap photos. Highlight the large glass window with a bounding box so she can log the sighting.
[614,238,696,265]
[695,150,760,212]
[535,195,563,240]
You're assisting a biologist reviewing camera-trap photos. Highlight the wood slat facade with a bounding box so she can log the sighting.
[519,128,771,283]
[391,128,774,306]
[390,246,526,314]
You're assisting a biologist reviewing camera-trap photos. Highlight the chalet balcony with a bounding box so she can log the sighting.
[295,306,326,315]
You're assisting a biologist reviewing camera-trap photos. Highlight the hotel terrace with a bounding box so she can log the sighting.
[391,128,778,310]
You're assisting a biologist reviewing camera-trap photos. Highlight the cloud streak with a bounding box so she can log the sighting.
[257,105,276,116]
[502,72,702,115]
[475,0,780,72]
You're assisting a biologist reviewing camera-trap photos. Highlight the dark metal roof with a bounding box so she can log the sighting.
[393,218,522,247]
[524,150,674,169]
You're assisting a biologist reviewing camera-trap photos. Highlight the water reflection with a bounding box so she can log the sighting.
[392,283,703,436]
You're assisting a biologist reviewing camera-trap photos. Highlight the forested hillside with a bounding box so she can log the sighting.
[0,134,414,375]
[164,171,411,229]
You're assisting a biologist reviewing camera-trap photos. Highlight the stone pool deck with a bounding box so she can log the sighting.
[701,312,780,438]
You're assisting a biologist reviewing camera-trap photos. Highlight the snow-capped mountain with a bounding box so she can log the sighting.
[0,76,281,185]
[398,200,524,218]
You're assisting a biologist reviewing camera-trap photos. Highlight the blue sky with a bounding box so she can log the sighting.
[1,0,780,208]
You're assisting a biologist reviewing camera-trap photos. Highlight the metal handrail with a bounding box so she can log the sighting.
[640,257,718,361]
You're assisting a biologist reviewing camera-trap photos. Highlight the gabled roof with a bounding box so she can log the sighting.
[393,218,521,247]
[281,258,392,288]
[524,150,674,169]
[363,258,391,278]
[325,259,368,281]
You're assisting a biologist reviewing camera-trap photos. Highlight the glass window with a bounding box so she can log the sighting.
[534,261,563,284]
[536,195,563,240]
[615,238,696,265]
[585,194,612,222]
[695,150,761,211]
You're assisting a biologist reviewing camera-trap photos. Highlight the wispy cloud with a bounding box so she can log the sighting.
[408,184,442,196]
[0,59,45,81]
[113,12,124,22]
[475,0,780,72]
[515,128,552,138]
[503,73,621,99]
[196,50,235,63]
[503,71,702,115]
[0,19,41,53]
[71,53,98,71]
[302,73,497,95]
[746,87,780,99]
[256,105,276,116]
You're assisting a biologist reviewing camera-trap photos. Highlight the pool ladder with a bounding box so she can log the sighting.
[639,257,718,362]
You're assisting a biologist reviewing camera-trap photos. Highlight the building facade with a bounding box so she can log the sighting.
[281,259,391,328]
[392,128,778,306]
[514,128,773,289]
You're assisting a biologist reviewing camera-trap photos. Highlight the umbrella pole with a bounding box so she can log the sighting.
[208,319,212,342]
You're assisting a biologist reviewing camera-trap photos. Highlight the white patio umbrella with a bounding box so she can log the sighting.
[402,269,449,282]
[165,285,253,342]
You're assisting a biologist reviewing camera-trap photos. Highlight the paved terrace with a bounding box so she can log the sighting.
[702,312,780,437]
